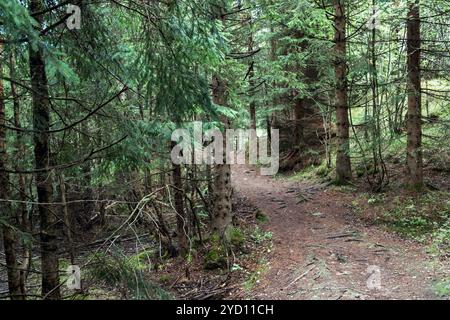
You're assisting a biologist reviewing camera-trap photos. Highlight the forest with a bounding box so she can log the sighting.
[0,0,449,301]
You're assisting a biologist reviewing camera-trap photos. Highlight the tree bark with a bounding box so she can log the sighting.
[171,142,188,256]
[29,0,60,299]
[0,42,24,300]
[59,174,75,265]
[211,74,233,238]
[406,0,423,189]
[333,0,352,183]
[293,98,304,148]
[210,7,233,239]
[248,25,257,131]
[9,51,31,297]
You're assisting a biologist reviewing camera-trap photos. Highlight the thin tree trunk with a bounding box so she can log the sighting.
[171,142,188,256]
[334,0,352,183]
[29,0,60,299]
[59,174,75,265]
[293,98,303,148]
[248,27,257,131]
[0,42,24,300]
[9,51,31,297]
[406,0,423,189]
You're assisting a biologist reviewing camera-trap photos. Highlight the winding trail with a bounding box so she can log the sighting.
[232,166,446,300]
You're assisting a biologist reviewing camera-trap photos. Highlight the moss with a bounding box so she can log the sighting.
[255,210,269,224]
[158,274,172,283]
[204,246,227,270]
[129,249,153,270]
[204,232,228,270]
[227,227,245,248]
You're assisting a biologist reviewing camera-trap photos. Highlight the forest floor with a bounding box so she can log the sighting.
[231,165,449,300]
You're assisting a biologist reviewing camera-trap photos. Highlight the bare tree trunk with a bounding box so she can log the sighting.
[211,74,233,238]
[29,0,60,299]
[293,98,304,148]
[59,175,75,265]
[0,42,24,300]
[406,0,423,189]
[248,26,257,131]
[171,142,188,256]
[210,7,233,239]
[333,0,352,183]
[9,51,31,297]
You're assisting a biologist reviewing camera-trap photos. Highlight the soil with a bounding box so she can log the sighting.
[232,165,448,300]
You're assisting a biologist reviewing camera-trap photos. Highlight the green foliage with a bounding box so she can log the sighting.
[0,0,40,46]
[204,233,227,270]
[227,227,245,248]
[255,210,269,224]
[243,259,268,292]
[88,251,172,300]
[429,219,450,260]
[379,192,450,241]
[433,277,450,298]
[250,226,272,245]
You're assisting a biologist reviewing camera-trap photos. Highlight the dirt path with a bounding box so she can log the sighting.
[232,166,444,300]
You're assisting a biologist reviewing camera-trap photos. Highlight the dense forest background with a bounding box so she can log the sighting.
[0,0,449,300]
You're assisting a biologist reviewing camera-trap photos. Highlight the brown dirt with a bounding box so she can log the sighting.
[232,165,448,300]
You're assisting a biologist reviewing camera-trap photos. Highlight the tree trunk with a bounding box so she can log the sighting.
[333,0,352,183]
[293,98,303,148]
[210,7,233,239]
[248,27,257,131]
[171,142,188,256]
[406,0,423,189]
[60,175,75,265]
[211,74,233,238]
[0,42,24,300]
[29,0,60,299]
[9,51,31,297]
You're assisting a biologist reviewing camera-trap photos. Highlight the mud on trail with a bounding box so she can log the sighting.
[232,165,447,300]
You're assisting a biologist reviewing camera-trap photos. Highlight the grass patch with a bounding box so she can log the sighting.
[380,192,449,241]
[243,259,268,292]
[353,191,450,242]
[289,161,333,182]
[433,277,450,298]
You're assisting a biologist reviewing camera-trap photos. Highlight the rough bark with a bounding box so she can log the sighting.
[334,0,352,183]
[211,75,233,238]
[9,51,31,297]
[171,142,188,256]
[292,98,303,148]
[29,0,60,299]
[0,42,24,300]
[406,0,423,189]
[248,27,257,131]
[210,7,233,238]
